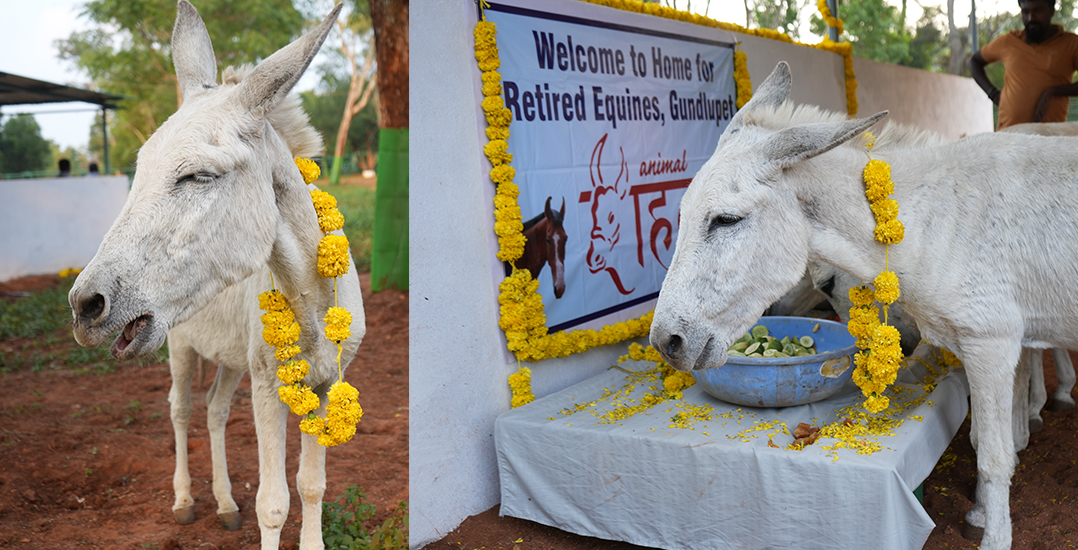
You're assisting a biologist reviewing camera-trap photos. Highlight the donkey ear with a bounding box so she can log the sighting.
[765,111,888,167]
[725,61,792,134]
[237,3,343,116]
[172,0,218,100]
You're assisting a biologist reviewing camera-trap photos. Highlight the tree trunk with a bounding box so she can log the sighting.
[947,0,965,75]
[369,0,409,292]
[371,0,408,130]
[330,24,377,185]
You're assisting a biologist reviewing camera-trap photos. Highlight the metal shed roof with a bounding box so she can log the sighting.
[0,71,123,108]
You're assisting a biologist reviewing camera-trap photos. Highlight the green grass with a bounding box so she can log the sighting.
[0,275,167,374]
[0,277,77,340]
[323,185,376,274]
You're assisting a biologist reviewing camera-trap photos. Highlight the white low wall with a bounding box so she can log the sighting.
[0,176,128,282]
[410,3,993,548]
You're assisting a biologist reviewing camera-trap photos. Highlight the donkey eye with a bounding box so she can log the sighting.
[177,171,217,185]
[708,213,742,232]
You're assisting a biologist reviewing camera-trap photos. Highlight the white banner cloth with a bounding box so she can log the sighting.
[495,351,970,550]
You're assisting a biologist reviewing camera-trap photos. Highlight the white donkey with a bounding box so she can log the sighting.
[67,2,364,549]
[650,61,1078,550]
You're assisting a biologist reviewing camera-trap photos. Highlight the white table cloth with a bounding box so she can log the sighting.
[495,351,970,550]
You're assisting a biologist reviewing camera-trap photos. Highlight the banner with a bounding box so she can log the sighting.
[484,1,736,333]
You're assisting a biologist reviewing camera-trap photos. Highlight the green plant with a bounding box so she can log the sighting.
[321,486,408,549]
[0,279,76,340]
[369,502,409,550]
[322,485,375,549]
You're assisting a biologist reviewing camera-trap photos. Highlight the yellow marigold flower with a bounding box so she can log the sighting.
[295,157,320,184]
[300,415,324,436]
[862,159,893,203]
[733,51,752,109]
[328,380,360,405]
[317,234,351,278]
[873,271,900,304]
[474,21,497,51]
[490,165,516,186]
[310,188,338,212]
[849,285,875,307]
[324,306,352,342]
[484,140,513,166]
[262,311,300,348]
[486,125,510,141]
[316,208,345,233]
[864,394,889,414]
[259,290,288,312]
[275,344,301,362]
[276,359,310,386]
[874,218,905,244]
[279,384,320,416]
[511,394,535,408]
[941,349,963,367]
[870,198,898,223]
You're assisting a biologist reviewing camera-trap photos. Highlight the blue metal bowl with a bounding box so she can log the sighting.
[691,316,857,408]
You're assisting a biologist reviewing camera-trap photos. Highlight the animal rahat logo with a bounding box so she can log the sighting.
[586,133,635,295]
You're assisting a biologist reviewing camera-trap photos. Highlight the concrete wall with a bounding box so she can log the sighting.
[855,57,994,139]
[410,3,993,548]
[0,176,128,281]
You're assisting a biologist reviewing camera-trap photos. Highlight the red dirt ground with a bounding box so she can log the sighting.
[0,272,407,550]
[426,353,1078,550]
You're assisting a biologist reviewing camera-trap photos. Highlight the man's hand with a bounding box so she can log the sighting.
[1034,89,1055,122]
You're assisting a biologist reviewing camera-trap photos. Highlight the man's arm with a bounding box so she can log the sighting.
[969,50,1002,105]
[1033,81,1078,121]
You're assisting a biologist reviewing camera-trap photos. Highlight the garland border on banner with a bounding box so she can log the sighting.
[476,0,858,365]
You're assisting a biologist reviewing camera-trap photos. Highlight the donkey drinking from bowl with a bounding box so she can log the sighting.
[650,61,1078,549]
[67,2,364,548]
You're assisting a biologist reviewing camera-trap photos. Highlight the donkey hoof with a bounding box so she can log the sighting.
[1048,399,1075,412]
[961,522,985,541]
[218,510,242,531]
[1029,417,1044,434]
[174,506,196,525]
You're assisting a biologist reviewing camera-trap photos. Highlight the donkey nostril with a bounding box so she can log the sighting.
[80,294,106,320]
[665,334,683,358]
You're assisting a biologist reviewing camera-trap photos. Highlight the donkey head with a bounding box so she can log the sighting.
[649,61,886,371]
[69,0,341,360]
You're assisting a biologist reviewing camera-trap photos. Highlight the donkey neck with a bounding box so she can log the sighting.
[795,144,905,285]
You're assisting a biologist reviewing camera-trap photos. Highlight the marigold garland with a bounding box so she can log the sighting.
[257,158,363,447]
[817,0,844,36]
[508,366,535,409]
[848,133,904,413]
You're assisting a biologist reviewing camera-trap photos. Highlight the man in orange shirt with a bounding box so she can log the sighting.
[970,0,1078,129]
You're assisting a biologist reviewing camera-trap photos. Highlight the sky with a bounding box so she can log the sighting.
[0,0,1018,151]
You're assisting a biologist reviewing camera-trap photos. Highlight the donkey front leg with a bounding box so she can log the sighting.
[206,364,245,530]
[167,333,198,524]
[297,402,328,550]
[1049,348,1076,412]
[963,341,1020,550]
[250,371,291,549]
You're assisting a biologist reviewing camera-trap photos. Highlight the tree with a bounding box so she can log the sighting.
[368,0,408,292]
[0,114,53,174]
[57,0,306,171]
[299,70,380,170]
[746,0,807,40]
[328,3,377,184]
[812,0,912,65]
[906,6,945,71]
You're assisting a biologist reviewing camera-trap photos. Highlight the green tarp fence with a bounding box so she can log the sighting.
[370,127,408,291]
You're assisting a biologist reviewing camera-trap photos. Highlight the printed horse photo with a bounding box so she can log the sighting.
[66,2,364,549]
[514,196,567,298]
[650,61,1078,550]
